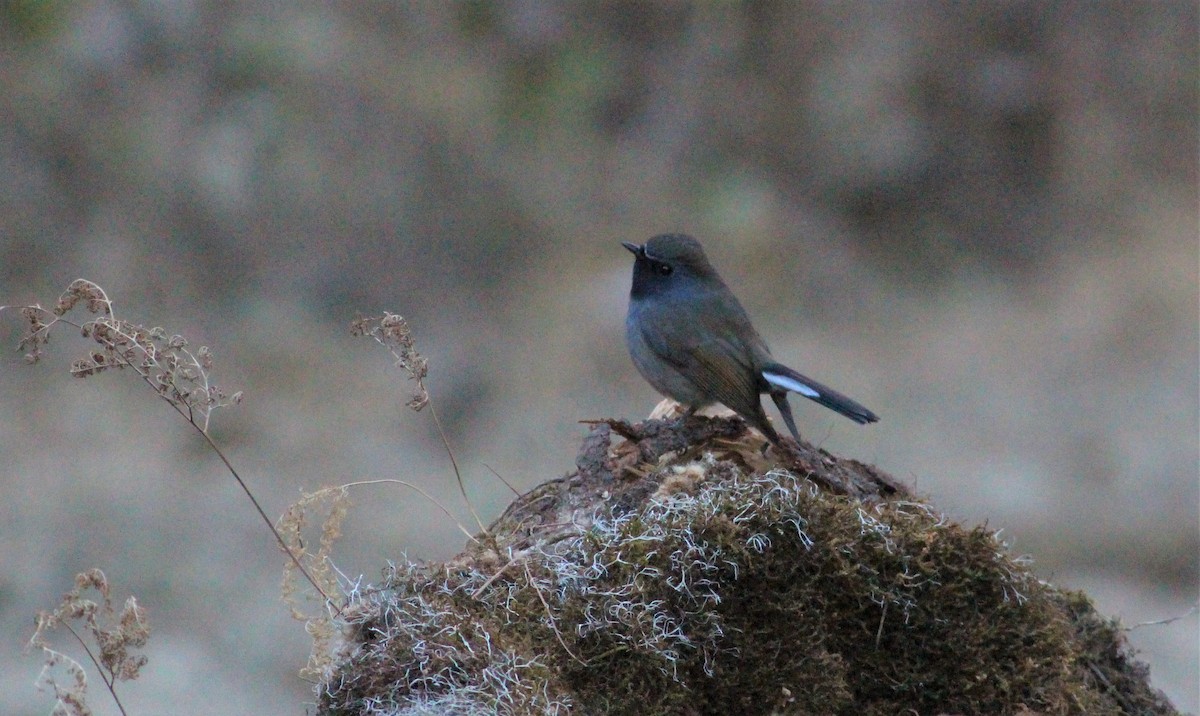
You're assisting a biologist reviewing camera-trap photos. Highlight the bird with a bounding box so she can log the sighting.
[622,233,878,448]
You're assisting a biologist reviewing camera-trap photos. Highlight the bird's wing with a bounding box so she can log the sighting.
[635,292,765,415]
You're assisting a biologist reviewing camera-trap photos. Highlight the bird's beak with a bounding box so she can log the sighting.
[622,242,643,256]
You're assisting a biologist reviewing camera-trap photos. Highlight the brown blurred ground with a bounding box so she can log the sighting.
[0,2,1195,714]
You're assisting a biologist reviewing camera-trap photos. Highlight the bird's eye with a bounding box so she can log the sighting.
[657,263,673,276]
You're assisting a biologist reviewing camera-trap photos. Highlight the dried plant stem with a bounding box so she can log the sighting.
[523,563,587,666]
[105,340,333,604]
[426,398,486,535]
[483,462,521,497]
[7,281,333,608]
[29,569,147,716]
[188,422,334,604]
[62,622,128,716]
[470,554,523,598]
[70,313,333,606]
[341,479,478,543]
[351,313,489,538]
[1127,604,1198,631]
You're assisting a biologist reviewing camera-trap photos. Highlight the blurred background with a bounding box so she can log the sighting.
[0,1,1196,713]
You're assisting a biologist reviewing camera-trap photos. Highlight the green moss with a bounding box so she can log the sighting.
[316,455,1179,715]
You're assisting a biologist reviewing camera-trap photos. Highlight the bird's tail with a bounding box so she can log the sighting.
[761,362,879,425]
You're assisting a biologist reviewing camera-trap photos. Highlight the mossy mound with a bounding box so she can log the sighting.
[316,418,1179,715]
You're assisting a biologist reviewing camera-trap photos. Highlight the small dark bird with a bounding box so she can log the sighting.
[623,233,879,448]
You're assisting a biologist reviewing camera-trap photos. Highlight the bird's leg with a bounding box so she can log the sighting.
[769,389,802,444]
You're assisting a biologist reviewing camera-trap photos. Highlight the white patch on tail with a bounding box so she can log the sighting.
[763,370,820,398]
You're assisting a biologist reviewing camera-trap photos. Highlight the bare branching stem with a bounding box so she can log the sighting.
[352,313,489,537]
[62,622,129,716]
[28,569,146,716]
[6,280,333,608]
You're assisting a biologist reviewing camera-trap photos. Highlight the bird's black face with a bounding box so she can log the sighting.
[624,241,682,299]
[624,233,721,301]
